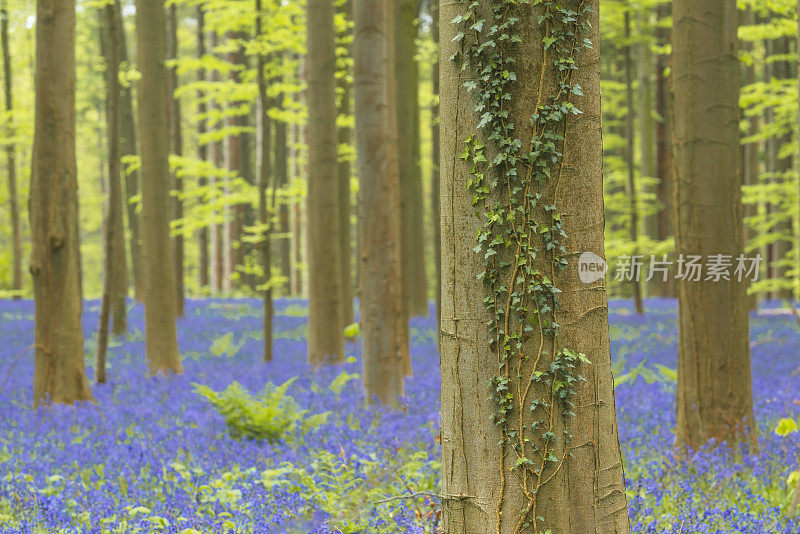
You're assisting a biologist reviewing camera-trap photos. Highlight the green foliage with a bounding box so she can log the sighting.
[193,378,329,443]
[256,449,441,533]
[343,321,361,339]
[329,369,360,397]
[775,417,798,437]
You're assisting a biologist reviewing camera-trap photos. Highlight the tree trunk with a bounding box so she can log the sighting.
[655,3,674,299]
[740,7,759,311]
[306,0,344,365]
[1,0,20,298]
[223,33,244,292]
[167,3,184,317]
[440,1,630,531]
[97,0,128,383]
[114,0,142,302]
[30,0,93,406]
[624,12,644,314]
[773,37,793,301]
[354,0,407,406]
[337,0,354,327]
[638,8,657,298]
[196,5,209,289]
[274,55,291,295]
[672,0,755,449]
[208,31,224,294]
[395,0,428,318]
[256,0,273,362]
[135,0,182,375]
[431,0,441,336]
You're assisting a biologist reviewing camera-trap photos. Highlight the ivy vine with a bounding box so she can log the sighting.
[451,0,594,531]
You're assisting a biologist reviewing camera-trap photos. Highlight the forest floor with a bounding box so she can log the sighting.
[0,298,799,533]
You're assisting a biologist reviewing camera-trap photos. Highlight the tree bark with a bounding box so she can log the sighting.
[256,0,273,362]
[306,0,344,365]
[431,0,441,337]
[440,1,630,531]
[395,0,428,318]
[337,0,354,327]
[30,0,93,406]
[196,5,209,289]
[655,3,674,299]
[773,37,793,301]
[208,31,224,294]
[135,0,182,375]
[740,7,758,311]
[1,0,20,298]
[354,0,407,406]
[166,3,185,317]
[672,0,755,449]
[97,0,128,383]
[624,12,644,314]
[114,0,142,302]
[223,32,245,292]
[274,55,291,295]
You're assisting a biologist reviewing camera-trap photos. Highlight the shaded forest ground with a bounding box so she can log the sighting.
[0,298,799,533]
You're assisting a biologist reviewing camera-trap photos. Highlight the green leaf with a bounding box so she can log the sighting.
[775,417,798,437]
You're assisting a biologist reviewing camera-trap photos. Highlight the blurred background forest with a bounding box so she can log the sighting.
[0,0,796,305]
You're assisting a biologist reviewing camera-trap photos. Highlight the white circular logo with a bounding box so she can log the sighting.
[578,252,607,284]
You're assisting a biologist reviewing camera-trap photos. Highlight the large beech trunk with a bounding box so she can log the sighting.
[135,0,182,375]
[354,0,408,405]
[306,0,344,365]
[672,0,755,449]
[30,0,93,407]
[439,1,630,531]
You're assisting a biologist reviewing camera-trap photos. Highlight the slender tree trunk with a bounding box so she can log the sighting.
[135,0,182,375]
[274,55,291,294]
[773,37,793,301]
[223,33,243,292]
[114,0,142,302]
[209,31,224,294]
[431,0,441,335]
[97,0,128,382]
[638,8,657,297]
[196,5,209,289]
[395,0,428,318]
[256,0,273,362]
[167,3,185,317]
[30,0,93,406]
[672,0,755,449]
[624,12,644,314]
[337,0,354,327]
[655,3,674,299]
[791,3,800,494]
[354,0,406,405]
[306,0,344,365]
[1,1,20,298]
[740,7,759,311]
[440,1,630,531]
[764,38,777,299]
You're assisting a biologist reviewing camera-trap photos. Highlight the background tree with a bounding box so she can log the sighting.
[672,0,755,448]
[354,0,407,405]
[306,0,344,365]
[135,0,182,375]
[96,0,128,383]
[395,0,427,319]
[30,0,93,406]
[1,0,20,298]
[255,0,273,362]
[167,2,185,317]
